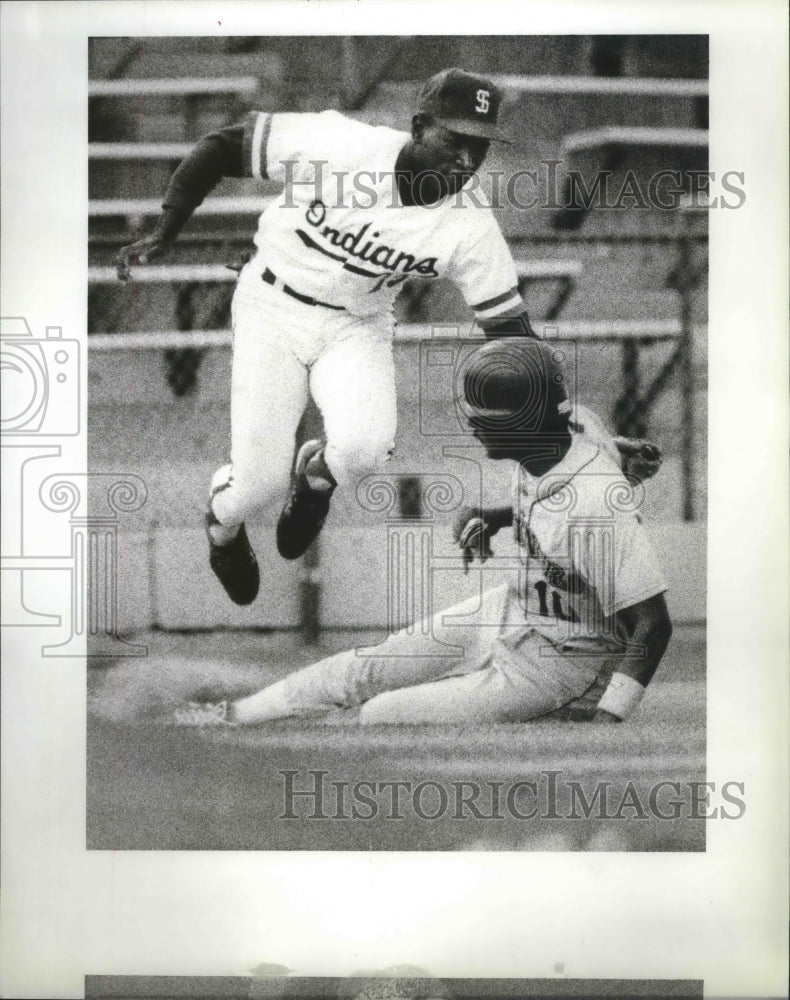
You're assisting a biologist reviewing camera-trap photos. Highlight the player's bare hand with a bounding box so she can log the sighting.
[452,506,503,542]
[115,234,172,282]
[591,708,623,723]
[453,506,480,543]
[454,510,495,573]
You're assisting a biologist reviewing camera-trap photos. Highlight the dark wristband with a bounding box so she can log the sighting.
[483,311,539,339]
[484,506,514,531]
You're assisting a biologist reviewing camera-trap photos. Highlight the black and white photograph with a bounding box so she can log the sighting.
[84,32,711,853]
[1,1,787,998]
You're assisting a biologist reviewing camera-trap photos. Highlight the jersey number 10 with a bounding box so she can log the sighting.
[533,580,579,622]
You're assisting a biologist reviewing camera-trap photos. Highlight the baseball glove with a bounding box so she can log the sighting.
[613,437,663,483]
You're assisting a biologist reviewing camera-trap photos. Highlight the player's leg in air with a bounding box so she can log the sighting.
[205,271,313,605]
[206,272,399,604]
[173,584,603,727]
[276,318,398,561]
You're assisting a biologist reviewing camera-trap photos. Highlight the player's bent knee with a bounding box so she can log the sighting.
[211,468,288,523]
[325,436,394,485]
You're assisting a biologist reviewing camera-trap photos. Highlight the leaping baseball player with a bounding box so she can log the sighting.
[117,67,660,610]
[174,338,672,727]
[116,68,544,606]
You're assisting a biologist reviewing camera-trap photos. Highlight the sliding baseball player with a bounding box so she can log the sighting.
[175,338,671,726]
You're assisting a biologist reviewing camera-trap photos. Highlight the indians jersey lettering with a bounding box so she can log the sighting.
[241,109,523,320]
[512,435,668,651]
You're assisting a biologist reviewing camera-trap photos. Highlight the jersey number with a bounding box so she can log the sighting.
[533,580,579,622]
[370,273,408,294]
[475,89,490,113]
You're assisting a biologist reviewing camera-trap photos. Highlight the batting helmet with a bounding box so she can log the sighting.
[461,337,571,432]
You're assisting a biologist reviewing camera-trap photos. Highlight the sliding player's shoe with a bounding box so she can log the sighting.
[173,700,235,727]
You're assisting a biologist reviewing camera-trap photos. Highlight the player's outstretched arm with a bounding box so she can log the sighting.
[593,592,673,722]
[571,404,663,483]
[115,123,246,282]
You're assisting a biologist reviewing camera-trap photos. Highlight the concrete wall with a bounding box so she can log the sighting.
[115,518,704,634]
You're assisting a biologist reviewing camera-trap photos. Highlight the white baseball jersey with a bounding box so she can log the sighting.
[242,110,523,321]
[512,433,668,652]
[571,403,620,465]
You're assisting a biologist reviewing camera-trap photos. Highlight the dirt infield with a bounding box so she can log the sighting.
[88,626,705,852]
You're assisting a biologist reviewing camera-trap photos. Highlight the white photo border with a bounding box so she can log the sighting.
[1,1,787,997]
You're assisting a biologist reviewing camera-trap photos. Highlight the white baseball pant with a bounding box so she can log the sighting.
[233,584,604,725]
[210,262,397,528]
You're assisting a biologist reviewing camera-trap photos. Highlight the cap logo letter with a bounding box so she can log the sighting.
[475,88,490,114]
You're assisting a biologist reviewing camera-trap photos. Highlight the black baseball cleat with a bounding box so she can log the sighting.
[205,509,260,605]
[276,439,335,560]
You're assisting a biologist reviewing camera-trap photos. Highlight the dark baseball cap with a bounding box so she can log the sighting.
[416,67,512,143]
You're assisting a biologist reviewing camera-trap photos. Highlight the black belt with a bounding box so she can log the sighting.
[262,267,345,311]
